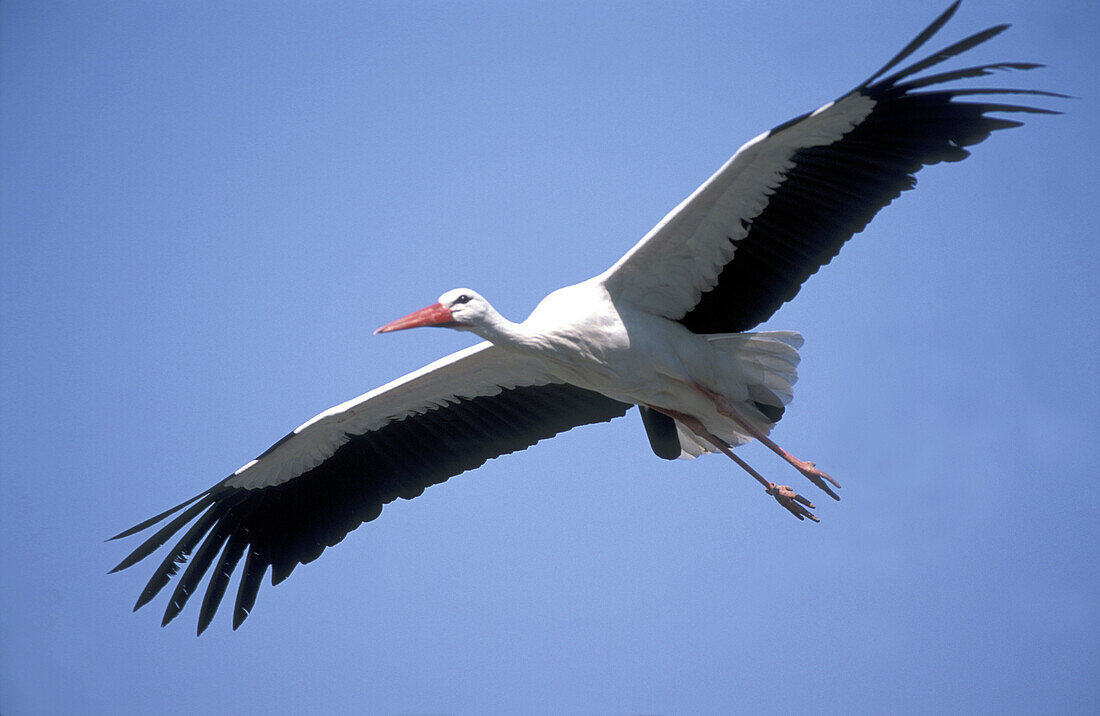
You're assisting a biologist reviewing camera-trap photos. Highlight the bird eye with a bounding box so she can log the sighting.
[454,294,471,304]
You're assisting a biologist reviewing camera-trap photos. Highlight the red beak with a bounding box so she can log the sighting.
[374,302,456,334]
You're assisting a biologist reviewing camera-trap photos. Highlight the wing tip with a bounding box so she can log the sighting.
[107,491,209,542]
[862,0,963,85]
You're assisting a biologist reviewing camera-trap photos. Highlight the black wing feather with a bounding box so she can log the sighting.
[637,406,681,460]
[111,382,629,633]
[197,531,249,635]
[679,10,1062,335]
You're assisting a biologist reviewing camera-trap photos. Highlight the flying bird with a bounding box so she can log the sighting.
[111,2,1060,634]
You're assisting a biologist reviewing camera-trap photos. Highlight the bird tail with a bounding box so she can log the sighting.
[712,329,802,414]
[676,330,803,457]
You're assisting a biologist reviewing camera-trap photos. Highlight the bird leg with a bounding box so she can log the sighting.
[645,405,818,522]
[693,384,841,501]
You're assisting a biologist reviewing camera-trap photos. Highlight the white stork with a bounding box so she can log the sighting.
[111,2,1060,634]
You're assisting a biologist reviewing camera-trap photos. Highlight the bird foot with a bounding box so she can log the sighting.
[766,483,819,522]
[794,459,841,501]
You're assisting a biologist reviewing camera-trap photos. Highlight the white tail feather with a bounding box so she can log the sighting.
[675,330,803,458]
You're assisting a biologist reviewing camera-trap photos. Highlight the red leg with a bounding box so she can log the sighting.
[692,385,841,501]
[646,405,819,522]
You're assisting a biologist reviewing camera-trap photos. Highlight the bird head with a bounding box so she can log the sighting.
[374,288,490,334]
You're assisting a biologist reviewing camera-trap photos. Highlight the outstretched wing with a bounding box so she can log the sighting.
[109,342,630,634]
[600,1,1062,334]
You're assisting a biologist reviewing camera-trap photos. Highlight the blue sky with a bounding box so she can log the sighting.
[2,1,1097,713]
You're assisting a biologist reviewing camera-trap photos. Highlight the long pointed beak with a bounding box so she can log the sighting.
[374,302,455,334]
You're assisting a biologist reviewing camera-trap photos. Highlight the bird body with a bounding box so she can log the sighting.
[110,1,1062,633]
[396,286,799,453]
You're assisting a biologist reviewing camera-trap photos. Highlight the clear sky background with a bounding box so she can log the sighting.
[2,1,1097,713]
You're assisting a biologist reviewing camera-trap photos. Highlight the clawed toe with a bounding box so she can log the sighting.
[796,460,841,501]
[766,483,819,522]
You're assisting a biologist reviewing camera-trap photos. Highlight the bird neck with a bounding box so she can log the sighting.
[468,309,539,352]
